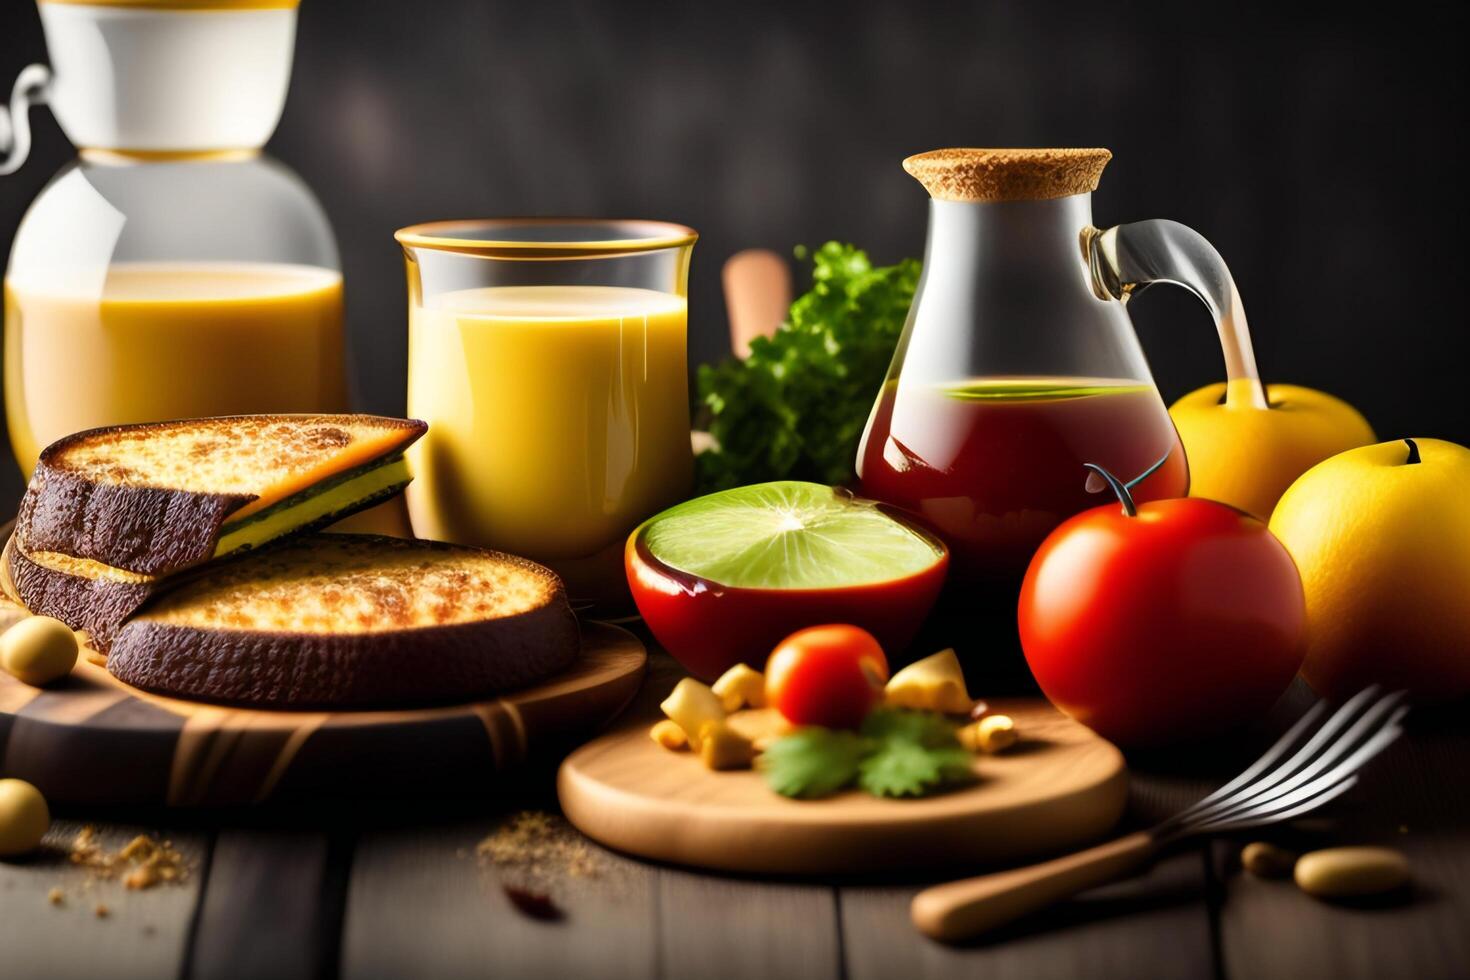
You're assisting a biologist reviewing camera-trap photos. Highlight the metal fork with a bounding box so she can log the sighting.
[911,687,1409,943]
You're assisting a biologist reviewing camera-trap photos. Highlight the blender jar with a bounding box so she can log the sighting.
[0,0,347,475]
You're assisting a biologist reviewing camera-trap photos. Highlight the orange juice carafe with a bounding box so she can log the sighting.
[858,149,1267,591]
[0,0,347,476]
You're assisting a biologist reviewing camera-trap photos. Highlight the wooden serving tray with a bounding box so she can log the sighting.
[0,619,644,806]
[559,695,1128,876]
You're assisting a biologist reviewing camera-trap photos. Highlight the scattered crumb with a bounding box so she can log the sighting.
[502,884,563,921]
[474,812,602,881]
[69,827,189,890]
[42,826,192,918]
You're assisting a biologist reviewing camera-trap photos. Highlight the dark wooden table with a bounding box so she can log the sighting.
[2,627,1467,980]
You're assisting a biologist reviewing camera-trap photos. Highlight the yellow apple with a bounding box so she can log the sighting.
[1269,438,1470,701]
[1170,382,1375,520]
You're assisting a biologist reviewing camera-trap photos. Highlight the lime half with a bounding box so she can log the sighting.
[639,482,945,590]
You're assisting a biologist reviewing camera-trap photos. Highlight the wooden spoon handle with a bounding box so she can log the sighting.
[722,249,792,358]
[910,830,1157,943]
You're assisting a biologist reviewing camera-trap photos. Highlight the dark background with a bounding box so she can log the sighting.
[2,0,1466,500]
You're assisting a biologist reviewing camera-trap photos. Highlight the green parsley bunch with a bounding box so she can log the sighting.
[696,243,921,492]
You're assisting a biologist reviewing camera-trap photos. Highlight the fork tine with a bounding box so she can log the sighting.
[1197,694,1408,824]
[1193,716,1405,833]
[1177,699,1328,817]
[1170,686,1380,827]
[1203,775,1360,833]
[1221,686,1389,797]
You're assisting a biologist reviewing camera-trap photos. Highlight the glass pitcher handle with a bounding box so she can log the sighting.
[1086,220,1268,409]
[0,64,51,177]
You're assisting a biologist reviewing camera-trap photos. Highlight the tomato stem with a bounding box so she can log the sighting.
[1404,438,1421,465]
[1083,463,1137,517]
[1084,448,1172,517]
[1124,448,1173,491]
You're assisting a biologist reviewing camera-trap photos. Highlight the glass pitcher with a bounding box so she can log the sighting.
[857,148,1265,587]
[0,0,346,476]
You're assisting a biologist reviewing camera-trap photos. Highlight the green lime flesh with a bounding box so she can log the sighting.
[640,481,944,590]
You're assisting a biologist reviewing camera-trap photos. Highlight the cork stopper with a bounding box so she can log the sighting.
[903,148,1112,203]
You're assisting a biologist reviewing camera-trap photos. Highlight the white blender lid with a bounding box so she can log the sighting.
[37,0,301,153]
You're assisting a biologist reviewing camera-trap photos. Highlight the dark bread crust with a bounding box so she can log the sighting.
[6,539,157,653]
[107,593,580,709]
[17,414,426,575]
[5,479,415,652]
[17,471,249,577]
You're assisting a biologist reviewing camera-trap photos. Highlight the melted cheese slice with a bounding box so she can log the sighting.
[213,458,409,556]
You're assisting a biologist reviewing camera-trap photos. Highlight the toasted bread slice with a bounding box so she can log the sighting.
[17,414,426,576]
[105,534,580,708]
[5,535,162,652]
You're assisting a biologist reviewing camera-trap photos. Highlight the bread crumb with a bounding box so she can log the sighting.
[94,904,109,918]
[475,812,600,880]
[70,827,188,890]
[47,887,64,906]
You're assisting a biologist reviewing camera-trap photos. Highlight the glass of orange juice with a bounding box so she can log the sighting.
[396,219,697,606]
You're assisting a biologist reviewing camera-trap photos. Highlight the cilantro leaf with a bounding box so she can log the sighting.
[858,739,944,797]
[858,709,977,798]
[758,728,870,799]
[859,743,976,798]
[696,243,921,493]
[860,708,960,749]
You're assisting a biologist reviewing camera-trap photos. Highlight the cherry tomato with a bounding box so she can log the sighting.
[765,625,890,729]
[1018,487,1305,748]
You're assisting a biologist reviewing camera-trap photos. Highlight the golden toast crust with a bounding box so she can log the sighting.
[137,534,562,634]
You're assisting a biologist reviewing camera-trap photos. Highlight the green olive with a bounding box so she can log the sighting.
[0,778,51,857]
[1,616,79,687]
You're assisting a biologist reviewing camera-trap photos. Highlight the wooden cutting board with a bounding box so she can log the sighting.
[558,693,1128,875]
[0,618,645,806]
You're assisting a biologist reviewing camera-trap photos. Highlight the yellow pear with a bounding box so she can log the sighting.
[1269,438,1470,701]
[1170,382,1374,520]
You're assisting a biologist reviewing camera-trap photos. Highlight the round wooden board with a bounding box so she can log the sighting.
[559,698,1127,875]
[0,619,645,806]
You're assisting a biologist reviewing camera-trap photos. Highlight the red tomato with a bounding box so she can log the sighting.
[765,625,890,729]
[1018,495,1305,747]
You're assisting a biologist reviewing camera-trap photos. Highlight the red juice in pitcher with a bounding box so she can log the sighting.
[857,376,1188,584]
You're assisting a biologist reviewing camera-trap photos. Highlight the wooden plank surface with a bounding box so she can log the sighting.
[839,850,1216,980]
[837,765,1221,980]
[0,818,209,980]
[187,828,343,980]
[340,815,659,980]
[337,639,673,980]
[656,871,841,979]
[3,631,1466,978]
[1214,702,1470,980]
